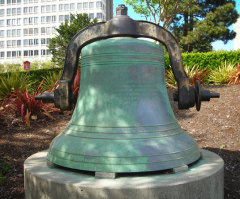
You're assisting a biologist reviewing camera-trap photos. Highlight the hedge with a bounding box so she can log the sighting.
[0,67,63,88]
[165,50,240,70]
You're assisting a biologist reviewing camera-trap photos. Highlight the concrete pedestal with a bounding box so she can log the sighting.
[24,149,224,199]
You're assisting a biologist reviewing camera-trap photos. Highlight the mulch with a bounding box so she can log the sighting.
[0,84,239,199]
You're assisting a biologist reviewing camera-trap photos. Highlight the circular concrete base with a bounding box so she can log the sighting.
[24,149,224,199]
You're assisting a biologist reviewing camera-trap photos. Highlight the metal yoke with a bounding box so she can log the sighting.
[36,4,219,110]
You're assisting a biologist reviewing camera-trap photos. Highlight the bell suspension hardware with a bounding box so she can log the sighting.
[34,4,220,176]
[35,4,219,111]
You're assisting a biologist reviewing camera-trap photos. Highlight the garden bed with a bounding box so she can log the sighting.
[0,85,239,199]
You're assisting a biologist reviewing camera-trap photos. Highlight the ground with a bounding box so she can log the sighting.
[0,84,239,199]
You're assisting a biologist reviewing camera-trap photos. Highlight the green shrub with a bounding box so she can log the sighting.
[208,62,236,85]
[165,50,240,71]
[0,72,32,100]
[41,70,61,91]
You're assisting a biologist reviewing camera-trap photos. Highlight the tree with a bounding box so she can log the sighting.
[48,13,97,66]
[124,0,195,29]
[124,0,239,52]
[172,1,239,52]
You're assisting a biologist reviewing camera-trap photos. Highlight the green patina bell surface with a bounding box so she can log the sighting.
[47,38,200,173]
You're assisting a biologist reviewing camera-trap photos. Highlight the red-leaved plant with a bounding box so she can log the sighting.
[228,63,240,85]
[72,68,81,103]
[10,80,55,126]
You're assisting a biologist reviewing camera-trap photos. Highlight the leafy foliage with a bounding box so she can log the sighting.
[10,82,55,126]
[166,65,209,88]
[172,1,239,52]
[124,0,193,29]
[0,72,31,100]
[165,50,240,71]
[228,63,240,85]
[208,62,236,85]
[0,157,13,185]
[41,71,62,92]
[48,13,98,66]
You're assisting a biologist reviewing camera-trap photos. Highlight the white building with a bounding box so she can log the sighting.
[234,17,240,51]
[0,0,113,64]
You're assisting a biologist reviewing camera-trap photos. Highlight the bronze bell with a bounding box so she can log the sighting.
[36,4,219,174]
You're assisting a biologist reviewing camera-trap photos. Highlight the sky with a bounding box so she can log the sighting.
[113,0,240,51]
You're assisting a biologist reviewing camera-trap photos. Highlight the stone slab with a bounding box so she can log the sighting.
[24,149,224,199]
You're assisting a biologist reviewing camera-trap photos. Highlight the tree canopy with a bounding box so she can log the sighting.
[48,13,97,66]
[124,0,239,52]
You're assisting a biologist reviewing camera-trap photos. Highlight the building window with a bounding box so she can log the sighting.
[12,0,16,3]
[29,50,34,56]
[29,7,33,13]
[41,49,45,55]
[89,2,94,8]
[46,16,51,22]
[34,50,38,55]
[34,28,38,34]
[97,13,102,19]
[17,8,21,15]
[41,16,45,23]
[17,29,21,36]
[23,28,28,36]
[59,4,63,11]
[34,6,38,13]
[12,19,16,26]
[24,50,28,56]
[7,51,11,57]
[96,1,102,8]
[89,13,94,19]
[12,29,16,36]
[7,19,11,26]
[0,30,4,37]
[23,39,28,46]
[23,7,28,14]
[7,30,11,37]
[52,16,56,22]
[41,5,45,13]
[0,20,3,26]
[17,0,21,3]
[29,28,33,35]
[17,51,21,57]
[29,39,33,45]
[0,9,4,17]
[77,3,82,9]
[17,18,21,25]
[29,17,33,24]
[12,8,16,15]
[0,52,4,58]
[17,40,21,46]
[34,39,38,45]
[0,0,4,5]
[24,0,28,3]
[0,41,4,48]
[7,40,11,47]
[7,0,10,4]
[34,17,38,24]
[70,3,75,10]
[12,51,16,57]
[59,15,64,22]
[7,8,11,16]
[83,2,88,9]
[46,5,51,12]
[12,40,16,47]
[52,5,56,12]
[64,15,69,21]
[64,4,69,10]
[46,27,51,34]
[23,18,28,24]
[41,27,45,34]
